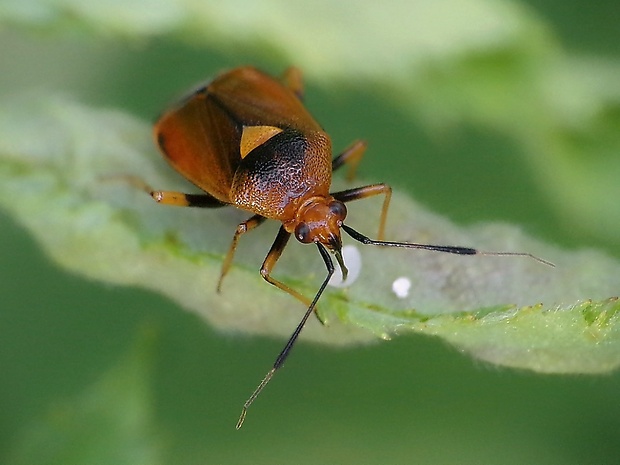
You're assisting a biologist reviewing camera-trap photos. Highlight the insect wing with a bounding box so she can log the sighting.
[154,67,321,202]
[155,88,239,202]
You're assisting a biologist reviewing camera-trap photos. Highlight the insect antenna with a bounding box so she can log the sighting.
[341,224,555,267]
[236,242,335,429]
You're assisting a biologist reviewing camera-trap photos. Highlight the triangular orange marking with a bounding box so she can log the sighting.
[240,125,283,158]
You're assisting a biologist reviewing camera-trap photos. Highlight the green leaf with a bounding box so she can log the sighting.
[1,94,619,375]
[5,328,161,465]
[2,0,620,377]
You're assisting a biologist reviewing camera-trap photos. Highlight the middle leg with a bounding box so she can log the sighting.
[217,214,267,292]
[331,140,367,181]
[332,183,392,240]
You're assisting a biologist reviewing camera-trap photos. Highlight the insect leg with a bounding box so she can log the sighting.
[113,174,226,208]
[237,242,335,429]
[332,183,392,240]
[217,214,267,292]
[282,67,304,100]
[331,140,367,181]
[151,191,226,207]
[258,226,315,311]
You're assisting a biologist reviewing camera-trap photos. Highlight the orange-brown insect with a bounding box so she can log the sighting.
[145,66,552,428]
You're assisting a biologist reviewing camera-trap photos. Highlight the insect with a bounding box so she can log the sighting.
[144,66,552,428]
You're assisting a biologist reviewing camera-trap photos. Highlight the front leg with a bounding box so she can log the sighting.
[259,226,311,308]
[259,226,327,325]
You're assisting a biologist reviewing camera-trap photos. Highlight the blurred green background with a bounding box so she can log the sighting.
[1,1,619,464]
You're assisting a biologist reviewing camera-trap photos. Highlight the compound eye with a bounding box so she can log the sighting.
[329,201,347,220]
[295,222,312,243]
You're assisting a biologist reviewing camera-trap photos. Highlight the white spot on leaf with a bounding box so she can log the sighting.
[392,277,411,299]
